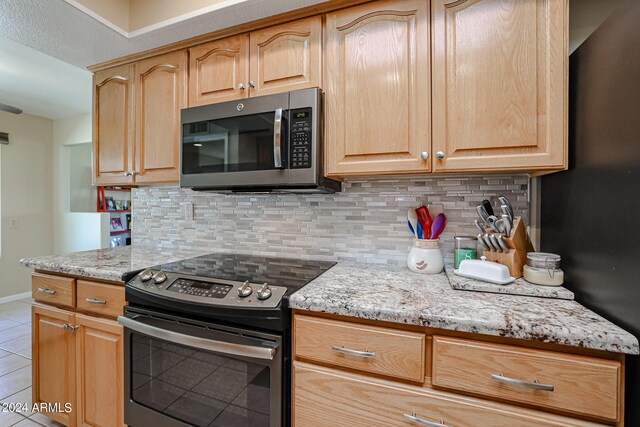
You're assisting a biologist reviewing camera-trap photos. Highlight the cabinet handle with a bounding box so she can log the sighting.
[248,81,255,88]
[420,151,429,160]
[62,324,68,330]
[403,413,448,427]
[85,298,107,305]
[436,151,445,159]
[491,373,555,391]
[124,171,133,177]
[238,83,245,91]
[273,108,283,168]
[37,287,56,295]
[133,171,139,176]
[69,325,79,332]
[331,345,376,358]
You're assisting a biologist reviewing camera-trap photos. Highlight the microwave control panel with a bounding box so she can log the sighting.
[290,108,312,169]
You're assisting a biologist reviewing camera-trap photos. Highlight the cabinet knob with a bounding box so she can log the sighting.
[436,151,445,159]
[124,171,132,177]
[238,83,245,91]
[420,151,429,160]
[248,81,255,88]
[133,171,139,176]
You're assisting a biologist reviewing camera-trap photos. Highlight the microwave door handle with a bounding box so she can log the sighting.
[117,316,276,361]
[273,108,283,168]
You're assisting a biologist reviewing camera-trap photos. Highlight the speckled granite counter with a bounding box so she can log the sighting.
[20,246,209,282]
[289,263,639,355]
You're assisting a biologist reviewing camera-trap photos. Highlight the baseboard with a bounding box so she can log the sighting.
[0,291,32,305]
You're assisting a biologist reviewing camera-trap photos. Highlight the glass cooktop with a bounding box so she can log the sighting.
[155,253,335,292]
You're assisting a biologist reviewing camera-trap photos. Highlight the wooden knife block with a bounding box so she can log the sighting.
[482,217,534,278]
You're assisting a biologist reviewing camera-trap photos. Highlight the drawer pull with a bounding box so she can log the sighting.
[403,413,448,427]
[331,345,376,358]
[37,287,56,295]
[85,298,107,305]
[491,373,555,391]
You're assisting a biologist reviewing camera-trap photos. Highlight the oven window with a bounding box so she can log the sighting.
[131,333,270,427]
[182,113,283,175]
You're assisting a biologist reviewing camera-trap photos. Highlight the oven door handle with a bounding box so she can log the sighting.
[117,316,276,361]
[273,107,283,169]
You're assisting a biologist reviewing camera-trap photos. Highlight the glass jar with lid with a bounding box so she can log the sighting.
[454,236,477,269]
[523,252,564,286]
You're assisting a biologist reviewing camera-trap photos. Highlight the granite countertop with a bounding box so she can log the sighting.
[289,263,639,355]
[20,246,208,282]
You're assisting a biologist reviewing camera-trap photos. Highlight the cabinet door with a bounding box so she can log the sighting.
[431,0,568,172]
[249,17,321,97]
[189,34,250,106]
[75,314,125,427]
[135,50,188,184]
[32,303,76,427]
[93,65,135,185]
[324,0,431,177]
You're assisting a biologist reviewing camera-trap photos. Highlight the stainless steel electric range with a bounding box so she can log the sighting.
[118,253,335,427]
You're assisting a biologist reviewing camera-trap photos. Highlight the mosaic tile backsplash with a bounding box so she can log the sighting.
[132,175,530,266]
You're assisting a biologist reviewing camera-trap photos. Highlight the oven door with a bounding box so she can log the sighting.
[119,310,282,427]
[180,92,289,189]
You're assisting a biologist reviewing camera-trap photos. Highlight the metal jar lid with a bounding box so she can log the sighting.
[454,236,476,241]
[527,252,561,277]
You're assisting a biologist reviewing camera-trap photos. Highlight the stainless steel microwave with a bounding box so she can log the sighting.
[180,88,340,193]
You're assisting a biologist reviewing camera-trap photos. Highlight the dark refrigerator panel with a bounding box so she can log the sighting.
[541,0,640,423]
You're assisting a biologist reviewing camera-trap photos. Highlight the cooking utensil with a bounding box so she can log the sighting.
[497,235,510,252]
[486,215,501,233]
[478,233,491,250]
[476,204,490,224]
[483,233,496,251]
[498,195,514,219]
[501,204,514,225]
[430,214,447,240]
[408,209,418,238]
[415,206,432,238]
[502,214,512,236]
[474,219,486,234]
[482,199,495,217]
[489,234,502,252]
[416,222,424,240]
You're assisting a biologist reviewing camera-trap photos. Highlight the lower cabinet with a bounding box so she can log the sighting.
[294,362,602,427]
[32,303,125,427]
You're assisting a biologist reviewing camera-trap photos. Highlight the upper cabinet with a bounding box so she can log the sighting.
[324,0,431,177]
[189,34,250,106]
[188,17,321,106]
[93,65,135,185]
[249,17,322,97]
[431,0,568,172]
[134,50,188,184]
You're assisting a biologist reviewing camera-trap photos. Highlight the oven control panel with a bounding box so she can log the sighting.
[129,270,288,308]
[290,108,312,169]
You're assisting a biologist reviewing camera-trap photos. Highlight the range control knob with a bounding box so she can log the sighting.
[238,281,252,298]
[152,272,167,284]
[139,269,153,282]
[256,283,272,300]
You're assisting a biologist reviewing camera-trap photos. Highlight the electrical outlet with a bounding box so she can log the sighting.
[184,202,194,221]
[9,218,18,229]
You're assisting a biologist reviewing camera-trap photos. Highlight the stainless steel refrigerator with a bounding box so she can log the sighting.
[541,0,640,422]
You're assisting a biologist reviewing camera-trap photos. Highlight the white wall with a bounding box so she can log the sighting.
[69,143,94,212]
[0,112,54,298]
[570,0,627,53]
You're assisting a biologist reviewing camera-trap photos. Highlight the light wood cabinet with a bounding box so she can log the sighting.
[134,50,188,184]
[33,304,77,427]
[32,272,76,308]
[75,314,125,427]
[31,274,125,427]
[249,17,321,97]
[294,362,602,427]
[324,0,431,176]
[93,65,135,186]
[188,34,250,106]
[293,312,623,426]
[431,0,568,172]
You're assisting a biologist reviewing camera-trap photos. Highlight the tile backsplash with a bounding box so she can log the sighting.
[133,175,529,265]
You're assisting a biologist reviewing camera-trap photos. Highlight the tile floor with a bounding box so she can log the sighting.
[0,298,63,427]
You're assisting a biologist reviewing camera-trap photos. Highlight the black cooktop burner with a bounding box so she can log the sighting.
[155,253,335,294]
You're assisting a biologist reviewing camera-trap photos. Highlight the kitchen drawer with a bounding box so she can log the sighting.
[432,336,621,421]
[294,315,425,382]
[293,361,603,427]
[32,273,75,308]
[76,280,125,319]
